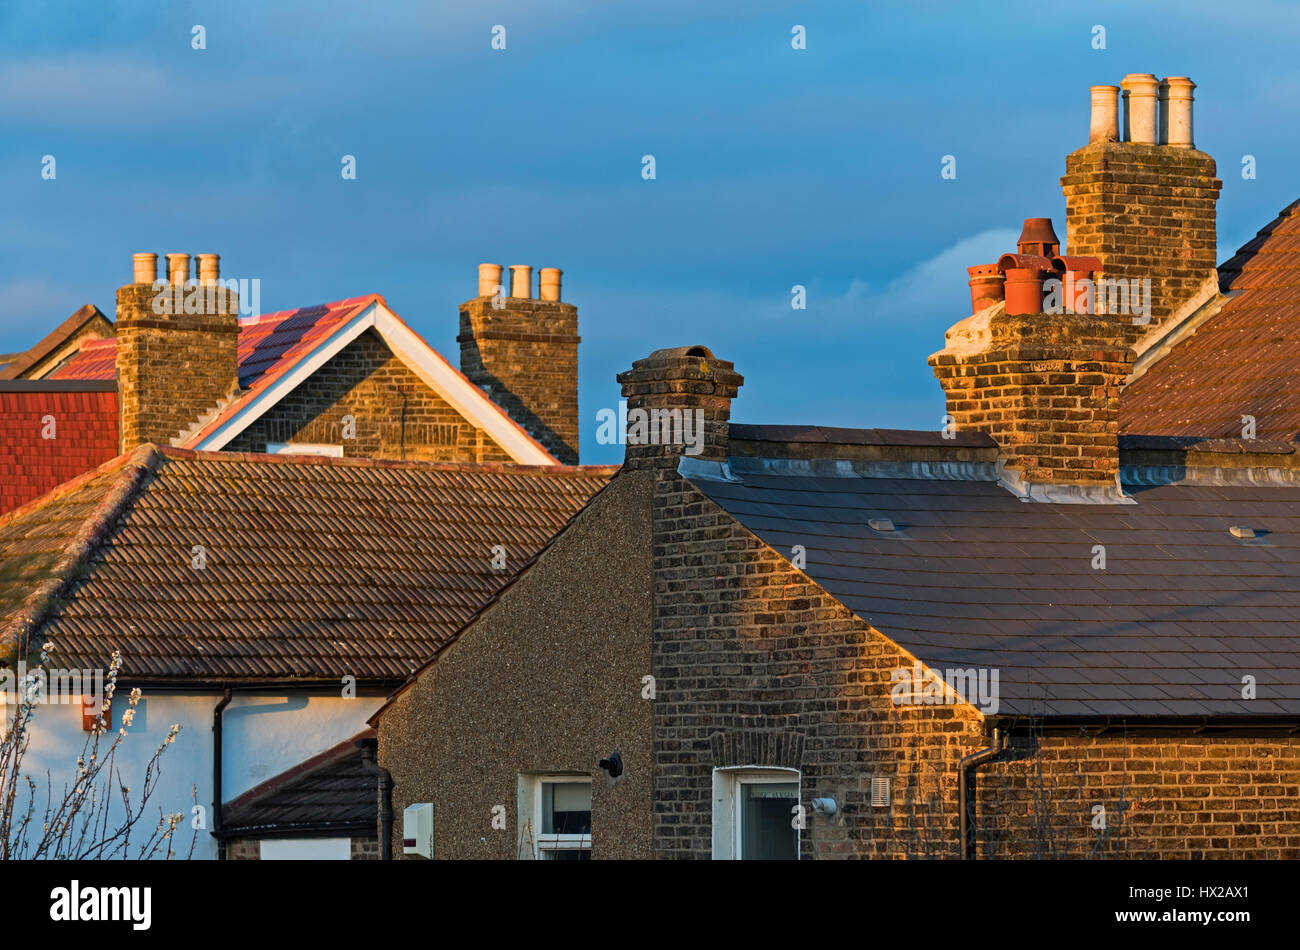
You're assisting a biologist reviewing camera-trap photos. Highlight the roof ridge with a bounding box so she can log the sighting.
[237,292,386,327]
[222,728,374,812]
[0,444,164,666]
[152,444,620,475]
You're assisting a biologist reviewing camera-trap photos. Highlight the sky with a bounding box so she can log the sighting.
[1,0,1297,463]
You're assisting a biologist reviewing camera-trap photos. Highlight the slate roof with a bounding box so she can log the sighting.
[0,445,615,682]
[686,458,1300,718]
[1121,199,1300,440]
[220,731,377,838]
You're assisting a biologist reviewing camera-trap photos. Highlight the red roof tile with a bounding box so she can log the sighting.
[0,389,119,515]
[1121,200,1300,440]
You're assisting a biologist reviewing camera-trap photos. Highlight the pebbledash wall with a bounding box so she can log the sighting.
[380,471,655,859]
[14,691,381,860]
[224,329,514,462]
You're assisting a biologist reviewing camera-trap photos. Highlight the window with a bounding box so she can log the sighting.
[520,775,592,860]
[712,767,800,860]
[266,442,343,457]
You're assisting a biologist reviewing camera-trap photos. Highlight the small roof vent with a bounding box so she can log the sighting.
[870,776,891,808]
[868,517,895,533]
[1229,525,1256,540]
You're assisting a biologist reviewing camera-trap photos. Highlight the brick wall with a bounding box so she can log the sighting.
[224,837,259,860]
[459,297,579,464]
[929,311,1134,483]
[975,732,1300,859]
[350,836,379,860]
[1061,142,1220,345]
[115,282,240,451]
[651,471,987,859]
[227,329,514,463]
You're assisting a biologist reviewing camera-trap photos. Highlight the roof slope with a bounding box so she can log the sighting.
[41,295,555,462]
[220,731,376,837]
[0,304,111,380]
[0,446,615,682]
[686,463,1300,718]
[1121,199,1300,439]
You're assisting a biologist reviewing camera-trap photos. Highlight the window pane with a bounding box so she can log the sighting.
[740,781,798,859]
[542,849,591,861]
[542,781,591,835]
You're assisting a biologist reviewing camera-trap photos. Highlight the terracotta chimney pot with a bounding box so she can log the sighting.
[477,263,503,297]
[132,252,158,285]
[1003,268,1044,316]
[1089,85,1121,143]
[967,264,1005,314]
[509,265,533,299]
[1121,73,1160,145]
[539,268,562,302]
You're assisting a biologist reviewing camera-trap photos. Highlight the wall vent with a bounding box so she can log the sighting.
[870,776,891,808]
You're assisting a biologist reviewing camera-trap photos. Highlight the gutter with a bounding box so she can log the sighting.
[958,727,1007,860]
[212,689,233,860]
[356,737,394,860]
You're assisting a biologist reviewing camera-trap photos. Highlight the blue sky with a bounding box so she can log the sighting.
[1,0,1297,463]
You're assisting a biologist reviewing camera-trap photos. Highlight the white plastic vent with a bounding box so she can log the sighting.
[870,776,891,808]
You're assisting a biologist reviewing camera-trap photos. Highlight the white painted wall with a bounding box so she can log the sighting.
[259,837,351,860]
[11,690,383,859]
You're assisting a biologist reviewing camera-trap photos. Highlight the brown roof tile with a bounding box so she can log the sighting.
[0,446,616,682]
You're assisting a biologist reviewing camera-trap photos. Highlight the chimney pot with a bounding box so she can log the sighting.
[1003,268,1045,316]
[477,263,503,298]
[196,253,220,287]
[1121,73,1160,145]
[1016,217,1061,258]
[165,253,191,286]
[509,265,533,299]
[967,264,1004,315]
[1088,85,1120,143]
[539,268,562,302]
[132,252,158,285]
[1162,76,1195,148]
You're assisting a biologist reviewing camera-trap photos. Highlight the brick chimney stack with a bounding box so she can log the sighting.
[458,263,580,464]
[115,251,240,451]
[616,346,743,471]
[1062,74,1221,347]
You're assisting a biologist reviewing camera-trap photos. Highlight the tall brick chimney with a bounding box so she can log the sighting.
[458,264,580,464]
[1061,75,1221,347]
[616,346,743,471]
[115,252,240,451]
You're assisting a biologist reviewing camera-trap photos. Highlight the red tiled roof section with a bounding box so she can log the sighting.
[0,446,617,681]
[0,390,119,514]
[1120,199,1300,440]
[47,295,382,389]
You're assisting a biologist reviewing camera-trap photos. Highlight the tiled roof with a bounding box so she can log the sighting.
[0,304,111,380]
[220,731,377,837]
[47,295,380,390]
[1121,199,1300,440]
[686,460,1300,718]
[0,385,119,515]
[0,445,616,682]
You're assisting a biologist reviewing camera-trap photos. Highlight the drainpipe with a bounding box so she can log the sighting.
[212,688,232,860]
[958,727,1006,860]
[356,737,394,860]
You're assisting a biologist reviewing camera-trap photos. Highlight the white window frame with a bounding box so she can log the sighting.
[518,774,592,859]
[266,441,343,457]
[712,766,801,860]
